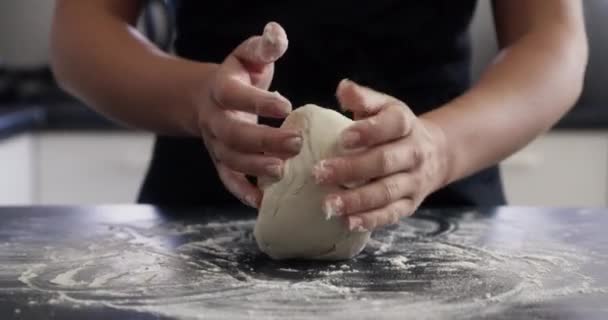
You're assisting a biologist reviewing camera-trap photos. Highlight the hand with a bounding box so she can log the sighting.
[313,79,450,231]
[197,22,302,208]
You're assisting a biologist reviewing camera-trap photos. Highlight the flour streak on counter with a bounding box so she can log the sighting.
[1,209,607,319]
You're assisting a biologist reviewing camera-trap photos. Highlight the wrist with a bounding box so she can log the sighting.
[419,116,453,192]
[180,62,221,136]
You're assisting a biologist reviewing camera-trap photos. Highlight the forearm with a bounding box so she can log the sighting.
[51,1,213,136]
[422,24,588,186]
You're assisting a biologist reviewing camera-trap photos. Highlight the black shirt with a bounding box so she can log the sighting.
[138,0,507,207]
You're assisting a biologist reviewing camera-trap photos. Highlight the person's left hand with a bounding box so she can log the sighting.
[313,79,450,231]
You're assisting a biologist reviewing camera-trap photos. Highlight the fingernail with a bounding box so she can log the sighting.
[284,136,302,153]
[245,195,259,208]
[339,78,352,89]
[341,130,360,149]
[336,79,351,101]
[347,216,364,232]
[354,225,369,233]
[263,23,278,44]
[260,23,288,62]
[266,163,283,179]
[323,195,344,220]
[312,160,332,184]
[270,91,291,117]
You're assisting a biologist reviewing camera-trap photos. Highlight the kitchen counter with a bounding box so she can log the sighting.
[0,103,123,140]
[0,106,45,140]
[0,205,607,319]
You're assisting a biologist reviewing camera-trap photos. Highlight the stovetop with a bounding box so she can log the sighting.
[0,206,607,319]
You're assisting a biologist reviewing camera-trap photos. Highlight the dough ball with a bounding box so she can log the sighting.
[254,104,371,260]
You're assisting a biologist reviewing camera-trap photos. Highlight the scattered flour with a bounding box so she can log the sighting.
[6,213,608,320]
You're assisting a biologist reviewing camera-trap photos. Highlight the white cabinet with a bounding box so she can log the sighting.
[0,134,35,204]
[35,132,154,204]
[501,131,608,207]
[2,130,607,207]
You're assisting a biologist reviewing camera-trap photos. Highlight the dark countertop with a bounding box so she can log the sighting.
[0,205,607,319]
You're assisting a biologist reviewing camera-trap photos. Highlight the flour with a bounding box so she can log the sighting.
[5,211,608,320]
[50,267,87,287]
[318,270,347,276]
[376,255,415,270]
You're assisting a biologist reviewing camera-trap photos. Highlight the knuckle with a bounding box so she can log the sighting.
[411,147,423,166]
[249,160,269,176]
[201,123,214,140]
[211,77,230,107]
[222,123,244,150]
[379,148,400,173]
[384,214,394,228]
[390,210,400,225]
[212,143,228,162]
[389,203,404,221]
[335,158,354,181]
[259,131,275,151]
[403,199,416,217]
[357,192,379,211]
[241,36,258,56]
[408,174,422,192]
[365,115,380,132]
[380,179,401,203]
[343,191,363,214]
[394,106,410,135]
[206,114,221,138]
[252,94,269,115]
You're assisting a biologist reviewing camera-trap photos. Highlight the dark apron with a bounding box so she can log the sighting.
[138,0,507,207]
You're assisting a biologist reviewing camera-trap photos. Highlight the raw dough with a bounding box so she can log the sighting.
[254,105,371,260]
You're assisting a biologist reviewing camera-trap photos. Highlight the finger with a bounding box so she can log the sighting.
[336,79,397,116]
[216,164,263,208]
[313,142,422,185]
[346,198,415,231]
[323,173,417,218]
[213,142,285,179]
[232,22,288,66]
[209,114,302,155]
[339,103,415,150]
[257,174,276,190]
[212,76,292,118]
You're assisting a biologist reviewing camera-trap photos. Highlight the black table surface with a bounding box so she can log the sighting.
[0,206,607,320]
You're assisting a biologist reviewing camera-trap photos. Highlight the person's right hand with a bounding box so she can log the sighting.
[197,22,302,208]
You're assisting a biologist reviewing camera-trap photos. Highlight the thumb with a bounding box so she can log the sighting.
[336,79,397,119]
[231,22,289,67]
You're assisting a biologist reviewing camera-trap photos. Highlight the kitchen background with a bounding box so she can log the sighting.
[0,1,606,206]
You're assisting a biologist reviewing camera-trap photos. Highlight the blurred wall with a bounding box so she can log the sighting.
[469,0,498,81]
[578,0,608,107]
[0,0,55,67]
